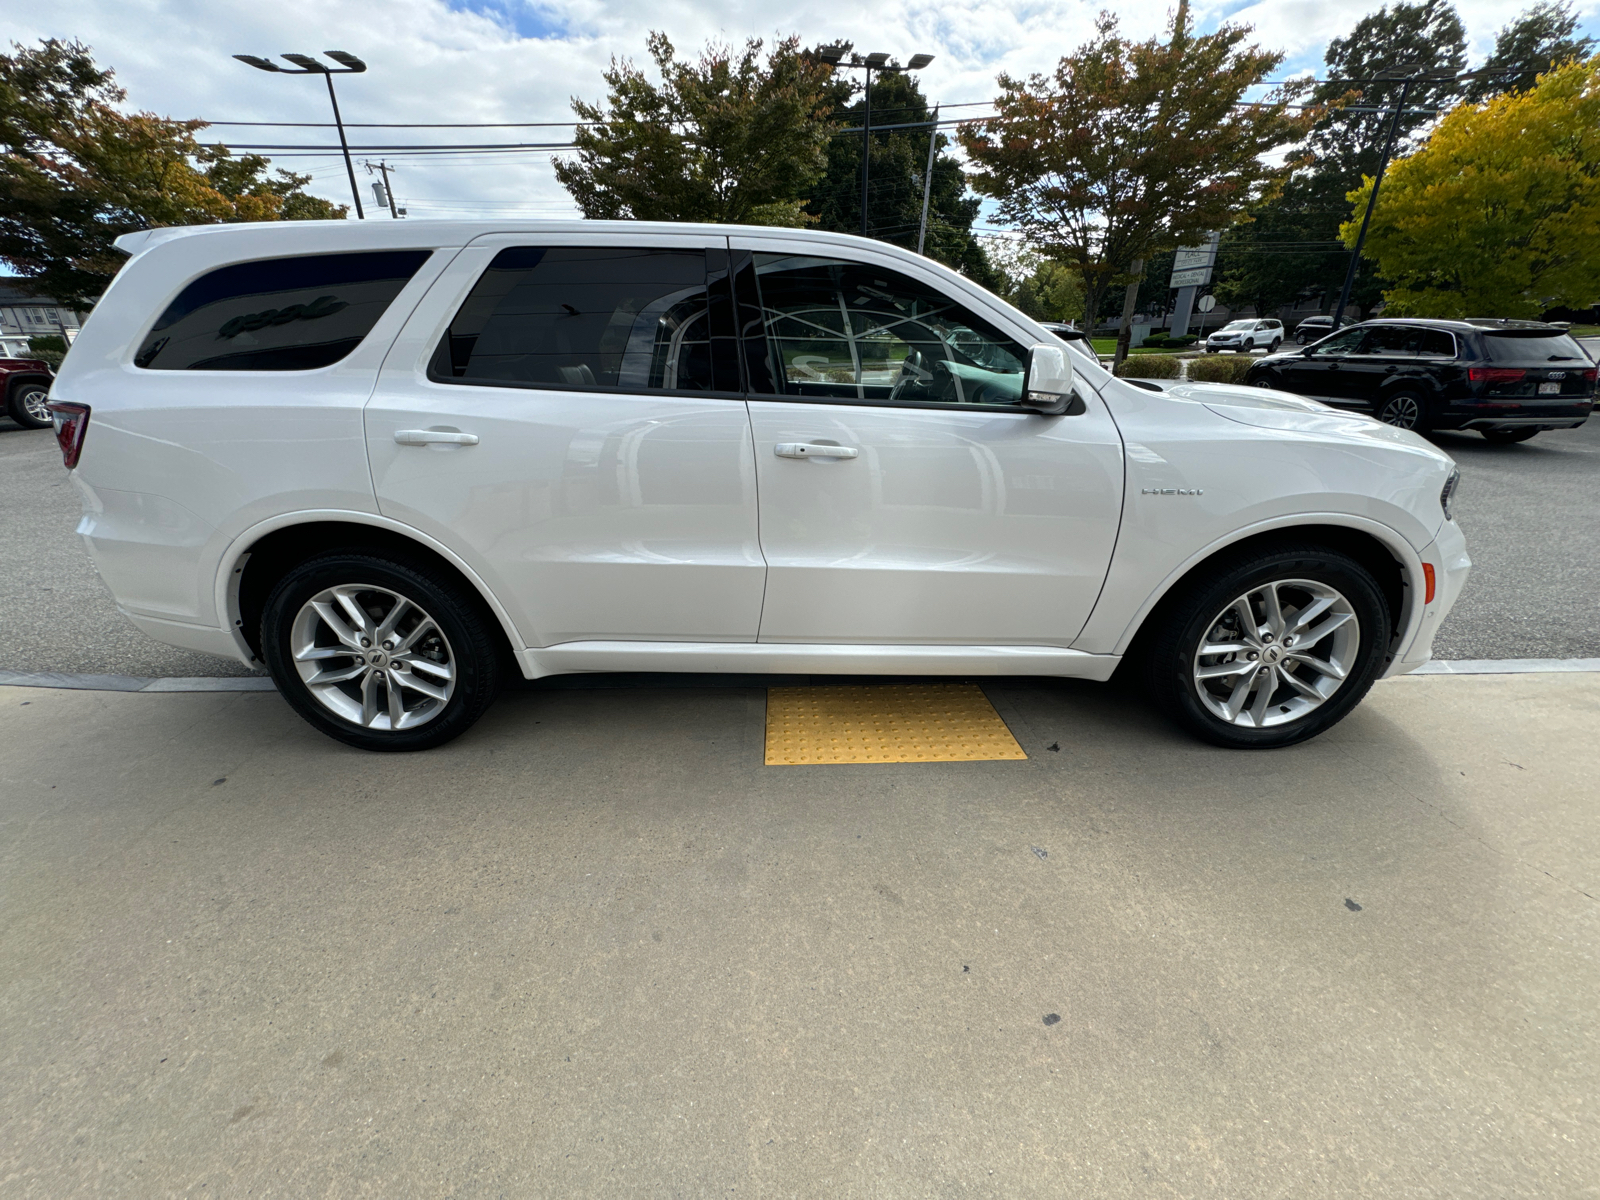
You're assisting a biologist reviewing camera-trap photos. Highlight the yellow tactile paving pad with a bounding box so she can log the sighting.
[764,683,1028,765]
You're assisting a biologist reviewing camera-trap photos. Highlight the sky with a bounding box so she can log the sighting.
[11,0,1600,225]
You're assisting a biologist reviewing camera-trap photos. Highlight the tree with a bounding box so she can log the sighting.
[958,0,1315,360]
[989,240,1086,323]
[1213,3,1469,323]
[1466,2,1595,101]
[554,33,837,226]
[1345,56,1600,318]
[801,64,997,287]
[0,40,345,309]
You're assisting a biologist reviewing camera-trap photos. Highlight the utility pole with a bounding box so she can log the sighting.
[814,47,934,239]
[1331,77,1412,329]
[917,106,939,255]
[365,160,400,217]
[234,50,369,219]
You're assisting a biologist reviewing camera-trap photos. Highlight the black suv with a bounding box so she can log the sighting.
[1246,318,1595,443]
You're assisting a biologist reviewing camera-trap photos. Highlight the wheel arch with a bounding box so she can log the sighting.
[217,512,527,668]
[1111,517,1422,667]
[6,372,54,402]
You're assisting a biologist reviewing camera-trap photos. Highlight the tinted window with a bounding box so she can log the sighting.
[1359,325,1417,355]
[135,250,431,371]
[1416,329,1456,357]
[1311,328,1366,356]
[430,247,739,393]
[1481,331,1589,364]
[735,253,1026,405]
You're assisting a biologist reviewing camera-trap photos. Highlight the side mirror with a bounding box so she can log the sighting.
[1019,343,1085,416]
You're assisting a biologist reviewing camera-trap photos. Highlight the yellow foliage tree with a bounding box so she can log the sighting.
[1344,56,1600,319]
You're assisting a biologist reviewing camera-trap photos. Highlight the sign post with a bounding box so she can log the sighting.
[1168,232,1220,338]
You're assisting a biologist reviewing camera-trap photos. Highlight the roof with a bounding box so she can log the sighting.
[0,283,76,307]
[1356,316,1568,333]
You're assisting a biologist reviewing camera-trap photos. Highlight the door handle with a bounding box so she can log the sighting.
[1327,363,1340,371]
[395,429,479,446]
[774,443,858,459]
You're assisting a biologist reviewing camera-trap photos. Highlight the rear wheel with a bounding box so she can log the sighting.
[7,383,52,429]
[1377,390,1429,432]
[1269,338,1281,352]
[1481,428,1538,444]
[1140,544,1390,749]
[261,551,502,751]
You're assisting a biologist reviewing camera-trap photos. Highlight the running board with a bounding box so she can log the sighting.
[518,641,1121,682]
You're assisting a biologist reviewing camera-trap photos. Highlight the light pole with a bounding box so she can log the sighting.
[234,50,369,219]
[816,47,935,238]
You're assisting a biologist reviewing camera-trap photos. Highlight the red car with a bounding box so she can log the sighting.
[2,355,55,429]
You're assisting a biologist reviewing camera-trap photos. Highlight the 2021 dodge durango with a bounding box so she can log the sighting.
[46,220,1469,751]
[1247,318,1595,442]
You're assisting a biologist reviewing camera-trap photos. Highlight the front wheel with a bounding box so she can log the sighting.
[1140,545,1390,748]
[7,383,53,429]
[1481,428,1538,444]
[261,551,502,751]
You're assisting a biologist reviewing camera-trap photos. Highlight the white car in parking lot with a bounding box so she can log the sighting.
[1206,318,1284,353]
[47,220,1468,751]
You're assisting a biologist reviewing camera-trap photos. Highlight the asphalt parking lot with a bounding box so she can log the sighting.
[3,672,1597,1195]
[3,412,1597,678]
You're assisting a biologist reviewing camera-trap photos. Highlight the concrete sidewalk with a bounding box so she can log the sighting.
[2,674,1596,1197]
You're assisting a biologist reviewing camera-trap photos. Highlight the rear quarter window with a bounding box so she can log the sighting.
[134,250,432,371]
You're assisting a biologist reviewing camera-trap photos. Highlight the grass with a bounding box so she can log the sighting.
[1564,324,1599,338]
[1089,338,1183,356]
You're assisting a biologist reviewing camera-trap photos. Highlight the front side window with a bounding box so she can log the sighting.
[430,246,739,393]
[1359,325,1417,356]
[135,250,432,371]
[736,253,1026,406]
[1311,328,1367,357]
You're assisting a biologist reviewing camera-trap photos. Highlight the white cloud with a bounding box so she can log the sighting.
[9,0,1598,220]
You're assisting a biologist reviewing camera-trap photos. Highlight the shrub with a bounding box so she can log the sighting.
[1186,354,1255,384]
[1115,354,1181,379]
[1139,333,1199,349]
[28,335,68,355]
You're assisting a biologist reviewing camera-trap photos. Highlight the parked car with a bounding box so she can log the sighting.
[1204,319,1283,353]
[2,354,55,428]
[48,220,1468,752]
[1293,314,1357,344]
[1246,318,1595,441]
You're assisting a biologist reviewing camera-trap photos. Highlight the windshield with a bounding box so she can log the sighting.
[1482,331,1590,364]
[1219,320,1253,332]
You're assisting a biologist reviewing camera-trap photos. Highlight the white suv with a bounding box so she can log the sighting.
[47,221,1468,751]
[1206,319,1283,353]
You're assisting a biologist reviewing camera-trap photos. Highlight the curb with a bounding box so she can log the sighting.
[3,659,1600,694]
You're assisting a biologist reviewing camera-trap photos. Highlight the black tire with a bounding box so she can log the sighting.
[1481,428,1538,444]
[1376,390,1430,433]
[7,382,53,429]
[1139,543,1391,749]
[1269,338,1281,352]
[260,550,502,751]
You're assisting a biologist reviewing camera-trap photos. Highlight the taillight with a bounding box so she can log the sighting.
[1584,369,1597,383]
[46,401,90,469]
[1467,367,1526,383]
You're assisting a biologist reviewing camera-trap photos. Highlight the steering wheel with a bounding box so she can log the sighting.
[889,349,926,401]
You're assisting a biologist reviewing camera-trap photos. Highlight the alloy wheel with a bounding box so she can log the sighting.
[1191,578,1360,728]
[1378,394,1422,429]
[289,583,456,731]
[19,386,50,423]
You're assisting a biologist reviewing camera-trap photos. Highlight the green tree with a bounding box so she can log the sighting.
[1214,3,1470,323]
[1346,56,1600,318]
[554,33,837,226]
[0,40,345,309]
[1465,1,1595,101]
[959,0,1314,359]
[801,64,997,287]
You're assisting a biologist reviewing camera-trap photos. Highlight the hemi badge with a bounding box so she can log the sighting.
[1142,488,1203,496]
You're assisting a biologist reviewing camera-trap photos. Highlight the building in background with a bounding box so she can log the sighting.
[0,284,86,357]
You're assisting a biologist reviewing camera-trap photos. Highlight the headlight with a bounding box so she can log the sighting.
[1440,466,1460,521]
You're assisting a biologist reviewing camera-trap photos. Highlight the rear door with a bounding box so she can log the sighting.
[731,238,1124,648]
[365,233,766,648]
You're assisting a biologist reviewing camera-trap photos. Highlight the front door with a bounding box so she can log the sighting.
[366,234,766,648]
[1282,326,1367,403]
[731,241,1124,647]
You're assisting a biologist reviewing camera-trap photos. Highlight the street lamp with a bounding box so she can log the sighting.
[817,46,935,238]
[234,50,369,219]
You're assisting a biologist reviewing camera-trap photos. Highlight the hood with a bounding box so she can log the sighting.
[1160,380,1392,434]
